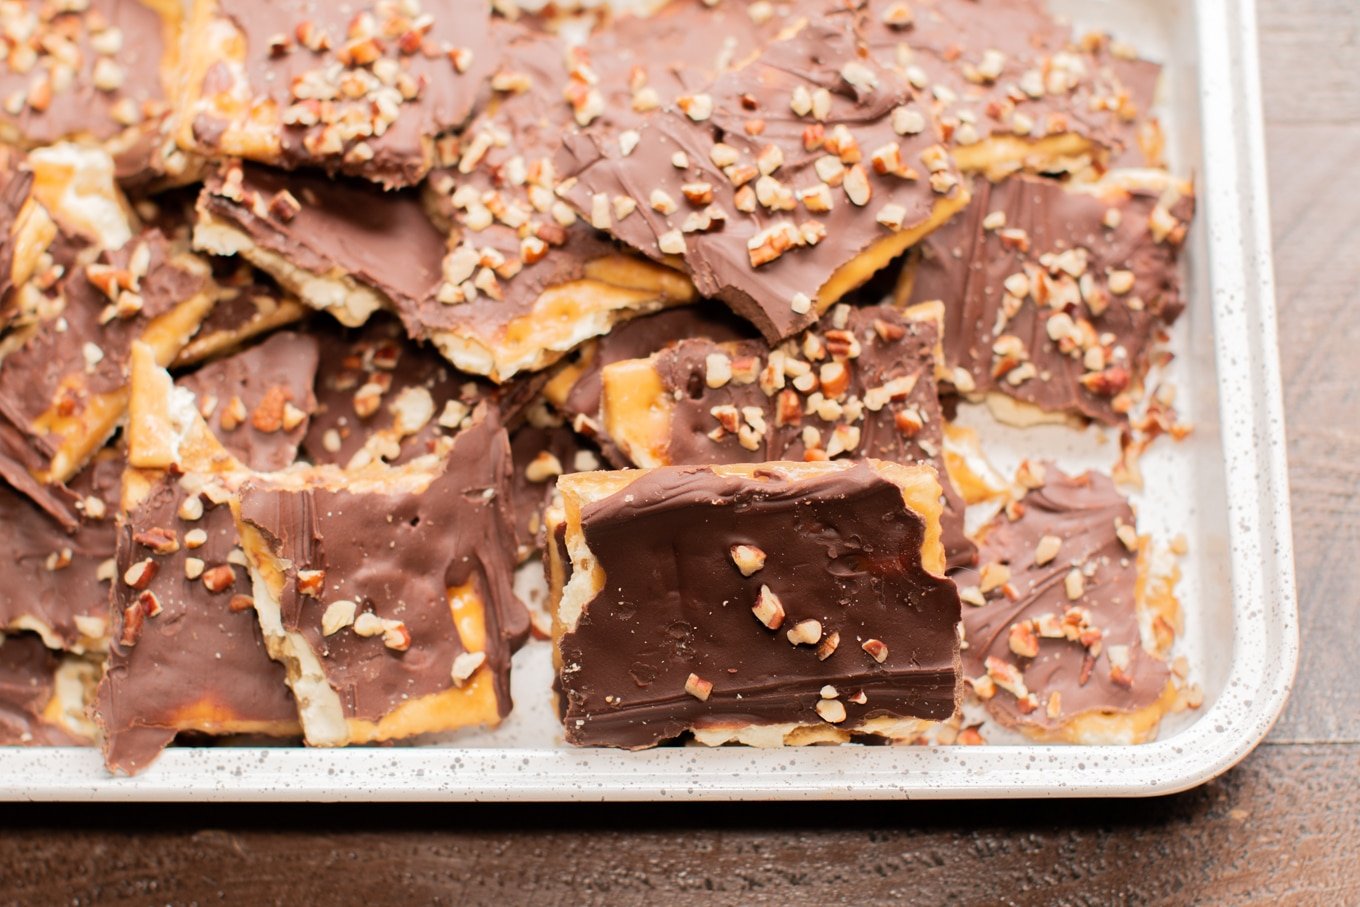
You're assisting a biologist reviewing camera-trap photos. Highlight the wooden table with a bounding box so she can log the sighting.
[3,3,1357,904]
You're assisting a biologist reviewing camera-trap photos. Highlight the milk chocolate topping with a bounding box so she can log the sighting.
[239,404,527,723]
[198,0,497,187]
[557,13,963,342]
[0,230,207,513]
[181,330,319,472]
[859,0,1161,166]
[302,315,508,469]
[559,302,755,445]
[905,175,1191,424]
[960,467,1168,729]
[0,632,80,746]
[634,304,974,569]
[0,451,119,649]
[421,22,619,326]
[0,0,173,182]
[560,462,960,748]
[97,474,299,774]
[200,163,448,313]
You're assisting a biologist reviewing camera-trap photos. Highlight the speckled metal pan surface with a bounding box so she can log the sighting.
[0,0,1297,800]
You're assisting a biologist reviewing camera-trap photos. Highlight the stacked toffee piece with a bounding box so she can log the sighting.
[0,0,1200,773]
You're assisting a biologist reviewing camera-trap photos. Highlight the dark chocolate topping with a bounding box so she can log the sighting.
[0,632,80,746]
[180,330,319,472]
[637,304,973,569]
[239,404,527,723]
[0,451,118,649]
[0,0,172,173]
[560,462,960,748]
[201,0,497,186]
[557,14,962,343]
[960,467,1169,729]
[905,175,1190,424]
[97,474,298,774]
[200,163,448,313]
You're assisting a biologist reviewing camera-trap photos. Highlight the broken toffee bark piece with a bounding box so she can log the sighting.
[861,0,1165,176]
[0,0,191,187]
[95,342,303,774]
[554,460,961,749]
[0,633,98,746]
[420,23,698,381]
[959,465,1182,744]
[600,302,975,570]
[0,160,57,325]
[544,301,756,454]
[899,173,1193,426]
[301,315,507,470]
[0,449,119,653]
[173,262,308,367]
[555,14,968,343]
[177,0,498,188]
[0,229,213,519]
[237,403,528,747]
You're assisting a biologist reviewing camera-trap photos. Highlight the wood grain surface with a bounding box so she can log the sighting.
[2,3,1357,905]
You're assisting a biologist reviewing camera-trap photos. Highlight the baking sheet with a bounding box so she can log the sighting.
[0,0,1297,799]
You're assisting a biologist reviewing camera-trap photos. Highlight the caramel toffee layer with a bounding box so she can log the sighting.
[607,304,975,570]
[556,14,964,343]
[0,632,81,746]
[559,463,961,748]
[905,175,1191,424]
[961,467,1168,730]
[0,0,177,183]
[0,452,118,649]
[97,474,298,774]
[239,405,527,725]
[860,0,1163,169]
[187,0,497,187]
[180,330,319,472]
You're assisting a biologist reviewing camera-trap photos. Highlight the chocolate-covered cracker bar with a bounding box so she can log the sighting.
[0,229,213,519]
[420,23,697,381]
[555,13,968,343]
[861,0,1164,176]
[96,342,303,773]
[0,0,191,187]
[0,633,97,746]
[599,302,975,570]
[0,449,119,652]
[0,159,56,324]
[900,173,1193,426]
[237,403,527,747]
[554,460,961,748]
[958,465,1181,743]
[177,0,497,187]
